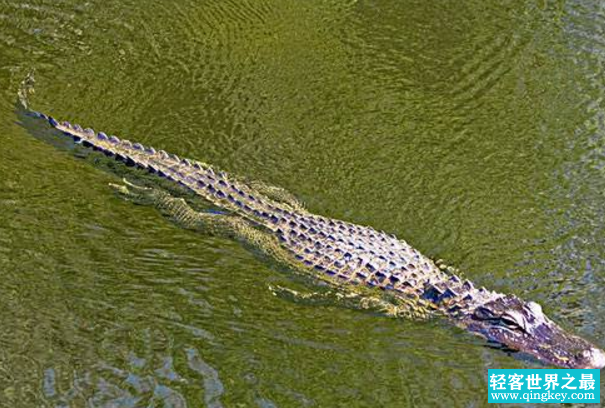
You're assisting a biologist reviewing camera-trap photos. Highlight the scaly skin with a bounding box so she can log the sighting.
[17,96,605,369]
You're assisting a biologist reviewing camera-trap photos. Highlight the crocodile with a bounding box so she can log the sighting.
[17,90,605,370]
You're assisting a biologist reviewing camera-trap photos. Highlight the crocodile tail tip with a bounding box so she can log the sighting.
[17,71,63,125]
[17,70,36,111]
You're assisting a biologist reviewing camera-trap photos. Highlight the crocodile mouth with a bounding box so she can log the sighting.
[576,347,605,369]
[473,320,605,369]
[461,295,605,369]
[494,344,605,369]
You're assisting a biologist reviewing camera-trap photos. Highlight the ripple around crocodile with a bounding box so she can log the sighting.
[15,92,605,370]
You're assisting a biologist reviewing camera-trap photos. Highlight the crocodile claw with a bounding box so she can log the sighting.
[109,178,163,205]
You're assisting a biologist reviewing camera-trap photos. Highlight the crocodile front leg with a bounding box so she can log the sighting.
[269,284,415,318]
[269,280,433,320]
[247,180,306,212]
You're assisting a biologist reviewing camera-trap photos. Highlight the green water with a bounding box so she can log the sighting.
[1,0,604,406]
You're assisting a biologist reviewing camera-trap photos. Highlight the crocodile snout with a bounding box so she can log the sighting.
[579,347,605,369]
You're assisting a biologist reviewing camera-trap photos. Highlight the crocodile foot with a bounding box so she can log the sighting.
[109,178,167,206]
[435,258,461,275]
[269,284,422,319]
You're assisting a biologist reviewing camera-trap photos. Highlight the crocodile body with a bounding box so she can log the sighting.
[43,114,494,317]
[18,103,605,370]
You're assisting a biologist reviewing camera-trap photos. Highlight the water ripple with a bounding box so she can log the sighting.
[1,0,605,406]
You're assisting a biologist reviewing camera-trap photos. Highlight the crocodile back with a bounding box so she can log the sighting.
[274,212,441,295]
[45,114,490,310]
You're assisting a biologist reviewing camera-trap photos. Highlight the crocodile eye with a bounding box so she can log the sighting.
[500,314,526,332]
[526,301,542,315]
[500,316,519,327]
[474,306,497,320]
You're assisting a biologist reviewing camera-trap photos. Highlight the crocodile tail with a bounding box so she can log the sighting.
[17,74,287,227]
[18,70,36,111]
[43,116,220,192]
[35,111,282,225]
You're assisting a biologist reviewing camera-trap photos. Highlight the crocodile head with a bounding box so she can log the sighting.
[461,295,605,369]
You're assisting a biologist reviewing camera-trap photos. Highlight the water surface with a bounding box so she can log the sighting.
[1,0,604,406]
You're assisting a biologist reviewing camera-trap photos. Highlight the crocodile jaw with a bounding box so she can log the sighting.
[458,295,605,369]
[579,347,605,369]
